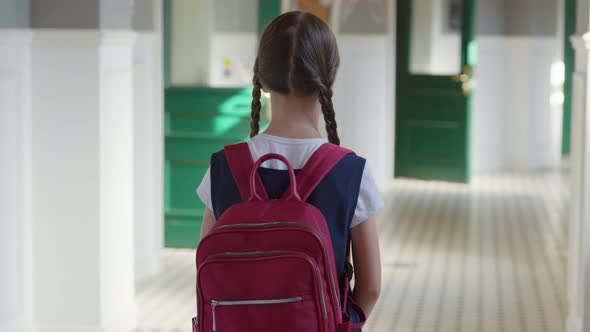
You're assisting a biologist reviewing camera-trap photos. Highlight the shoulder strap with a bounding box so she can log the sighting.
[224,143,269,201]
[290,143,354,201]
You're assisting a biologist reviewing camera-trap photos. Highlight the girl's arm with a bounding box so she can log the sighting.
[351,215,382,317]
[200,208,217,240]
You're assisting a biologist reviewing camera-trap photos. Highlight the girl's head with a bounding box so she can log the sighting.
[250,11,341,145]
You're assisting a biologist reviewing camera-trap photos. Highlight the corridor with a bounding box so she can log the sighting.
[135,171,569,332]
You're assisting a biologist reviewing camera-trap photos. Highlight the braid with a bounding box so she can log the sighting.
[250,77,262,138]
[319,85,340,146]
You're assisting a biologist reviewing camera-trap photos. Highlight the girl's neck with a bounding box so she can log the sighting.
[263,92,323,139]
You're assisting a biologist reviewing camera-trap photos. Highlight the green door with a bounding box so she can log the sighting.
[395,0,477,183]
[164,88,267,248]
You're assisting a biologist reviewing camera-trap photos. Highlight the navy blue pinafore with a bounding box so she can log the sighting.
[209,149,366,329]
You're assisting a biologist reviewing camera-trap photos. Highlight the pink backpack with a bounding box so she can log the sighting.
[193,142,366,332]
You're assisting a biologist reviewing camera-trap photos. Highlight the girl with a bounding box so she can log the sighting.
[197,11,382,329]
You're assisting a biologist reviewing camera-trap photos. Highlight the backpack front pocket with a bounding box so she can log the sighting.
[210,296,303,331]
[198,251,327,332]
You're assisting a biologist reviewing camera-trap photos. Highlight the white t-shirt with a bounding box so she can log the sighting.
[196,134,384,228]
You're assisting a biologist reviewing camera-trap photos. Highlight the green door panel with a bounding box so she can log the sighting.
[562,0,576,155]
[395,0,476,183]
[164,87,267,248]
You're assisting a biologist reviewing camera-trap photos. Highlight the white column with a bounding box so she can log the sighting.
[133,31,164,281]
[132,0,164,283]
[29,30,137,332]
[567,0,590,330]
[0,29,33,332]
[99,31,137,330]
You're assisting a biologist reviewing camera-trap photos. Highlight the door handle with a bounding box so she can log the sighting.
[452,65,473,96]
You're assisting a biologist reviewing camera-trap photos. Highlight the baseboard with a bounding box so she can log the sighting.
[0,29,32,45]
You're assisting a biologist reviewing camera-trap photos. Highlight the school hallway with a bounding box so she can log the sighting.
[5,1,590,332]
[135,171,569,332]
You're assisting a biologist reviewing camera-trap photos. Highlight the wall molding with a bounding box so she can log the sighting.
[32,29,102,47]
[101,30,138,46]
[0,29,32,44]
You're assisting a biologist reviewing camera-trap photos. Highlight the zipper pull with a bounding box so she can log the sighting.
[211,300,218,332]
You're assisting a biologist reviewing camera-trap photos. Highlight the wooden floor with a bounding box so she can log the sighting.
[136,172,569,332]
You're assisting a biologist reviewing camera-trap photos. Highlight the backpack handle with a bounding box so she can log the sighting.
[249,153,301,202]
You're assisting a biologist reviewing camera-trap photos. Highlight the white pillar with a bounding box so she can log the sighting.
[0,29,33,332]
[133,30,164,281]
[567,0,590,331]
[29,30,137,332]
[132,0,164,283]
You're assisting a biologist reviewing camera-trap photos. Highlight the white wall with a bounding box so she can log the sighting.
[332,0,395,185]
[170,0,209,85]
[30,0,100,29]
[477,0,557,36]
[100,0,134,29]
[473,37,562,173]
[170,0,257,87]
[0,30,33,332]
[209,33,257,87]
[0,0,29,28]
[471,0,563,173]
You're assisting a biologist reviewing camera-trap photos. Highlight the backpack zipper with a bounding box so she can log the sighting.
[216,222,342,314]
[203,250,327,329]
[210,296,303,331]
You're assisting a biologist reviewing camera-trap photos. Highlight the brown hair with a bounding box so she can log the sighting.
[250,11,341,145]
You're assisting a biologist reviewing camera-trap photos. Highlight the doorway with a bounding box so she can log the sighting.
[394,0,476,183]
